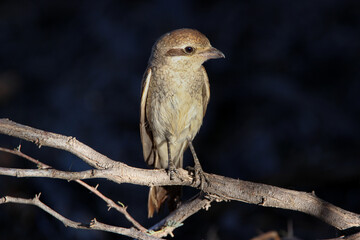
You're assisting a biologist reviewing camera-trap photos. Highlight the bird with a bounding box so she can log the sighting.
[140,28,224,218]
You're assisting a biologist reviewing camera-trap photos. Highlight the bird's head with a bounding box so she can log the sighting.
[149,28,224,69]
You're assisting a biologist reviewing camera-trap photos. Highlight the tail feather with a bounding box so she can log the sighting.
[148,186,181,218]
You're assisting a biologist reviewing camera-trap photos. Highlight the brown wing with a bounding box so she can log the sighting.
[201,66,210,117]
[140,67,156,166]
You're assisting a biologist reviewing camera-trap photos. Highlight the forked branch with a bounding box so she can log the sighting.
[1,118,360,239]
[0,195,159,240]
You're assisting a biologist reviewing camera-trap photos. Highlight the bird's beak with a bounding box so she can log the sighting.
[199,47,225,59]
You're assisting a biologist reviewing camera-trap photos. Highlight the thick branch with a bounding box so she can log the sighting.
[1,118,360,232]
[0,119,117,169]
[204,174,360,230]
[0,119,193,186]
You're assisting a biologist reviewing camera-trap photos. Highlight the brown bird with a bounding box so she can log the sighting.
[140,28,224,218]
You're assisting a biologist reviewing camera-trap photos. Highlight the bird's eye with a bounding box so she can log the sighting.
[184,46,194,54]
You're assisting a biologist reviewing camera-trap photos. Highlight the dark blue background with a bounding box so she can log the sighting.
[1,0,359,239]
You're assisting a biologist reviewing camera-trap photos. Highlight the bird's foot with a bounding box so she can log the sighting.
[168,163,177,180]
[195,162,209,190]
[187,140,209,190]
[187,163,209,190]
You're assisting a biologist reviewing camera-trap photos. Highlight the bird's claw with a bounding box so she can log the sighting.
[168,165,177,180]
[196,163,209,190]
[187,164,208,190]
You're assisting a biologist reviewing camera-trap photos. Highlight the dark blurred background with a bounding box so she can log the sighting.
[0,0,359,239]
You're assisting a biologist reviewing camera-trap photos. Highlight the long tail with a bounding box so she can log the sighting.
[148,186,181,218]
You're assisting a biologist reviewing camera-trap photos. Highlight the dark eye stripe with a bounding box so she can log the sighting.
[165,47,196,57]
[165,48,187,56]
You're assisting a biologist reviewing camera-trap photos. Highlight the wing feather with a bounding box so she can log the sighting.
[201,66,210,117]
[140,68,156,166]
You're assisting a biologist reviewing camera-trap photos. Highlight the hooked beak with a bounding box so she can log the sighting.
[199,47,225,59]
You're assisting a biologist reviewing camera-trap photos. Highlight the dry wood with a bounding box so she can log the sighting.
[1,118,360,238]
[0,195,160,240]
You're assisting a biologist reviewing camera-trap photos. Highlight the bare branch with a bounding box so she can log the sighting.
[0,146,147,232]
[75,180,147,233]
[150,193,215,238]
[203,174,360,231]
[0,119,117,169]
[0,146,51,167]
[0,119,194,187]
[0,195,160,240]
[1,118,360,235]
[0,166,101,178]
[0,166,115,180]
[323,231,360,240]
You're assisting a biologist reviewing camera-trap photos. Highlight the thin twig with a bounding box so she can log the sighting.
[0,147,147,232]
[75,180,147,232]
[0,146,51,168]
[150,193,216,238]
[0,195,160,240]
[0,166,114,180]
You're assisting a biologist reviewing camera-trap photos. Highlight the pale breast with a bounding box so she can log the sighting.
[146,66,204,144]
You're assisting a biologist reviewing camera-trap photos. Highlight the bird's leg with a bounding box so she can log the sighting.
[188,140,208,190]
[166,139,176,180]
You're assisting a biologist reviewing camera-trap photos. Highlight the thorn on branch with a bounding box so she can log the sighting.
[35,193,42,200]
[34,138,42,148]
[90,218,97,227]
[67,136,77,146]
[16,144,21,151]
